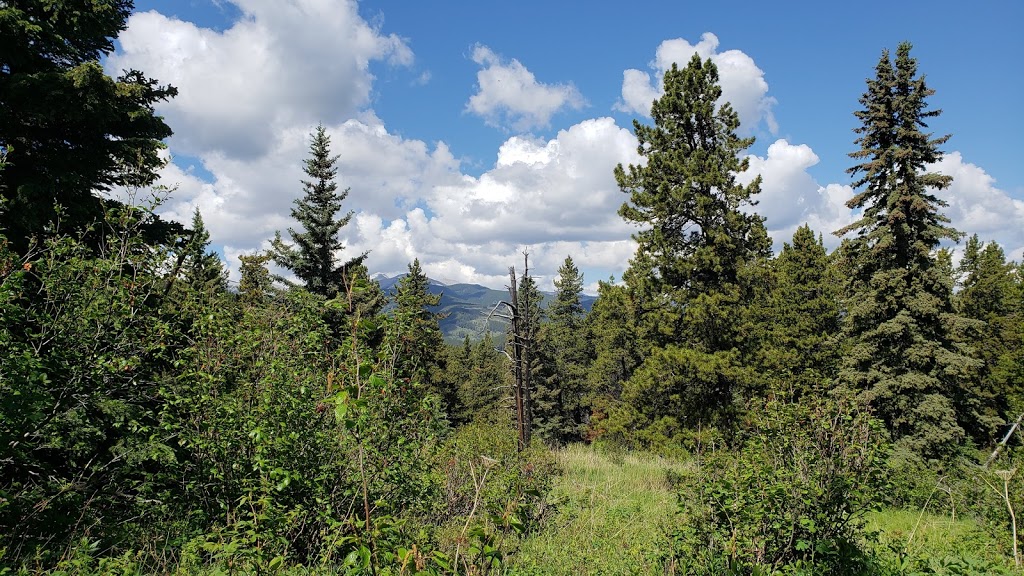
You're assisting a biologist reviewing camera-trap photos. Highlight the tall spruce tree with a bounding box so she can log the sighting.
[271,125,364,299]
[0,0,178,252]
[534,257,591,445]
[385,259,451,414]
[613,54,771,439]
[755,225,841,398]
[835,42,979,458]
[183,208,227,296]
[956,236,1020,431]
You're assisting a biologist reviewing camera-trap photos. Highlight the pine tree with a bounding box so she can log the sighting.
[835,42,979,458]
[439,336,473,425]
[534,257,591,445]
[613,54,771,437]
[756,225,841,398]
[459,332,506,421]
[0,0,178,252]
[239,253,273,308]
[271,125,364,299]
[586,280,640,402]
[183,208,226,296]
[516,271,546,440]
[385,259,450,413]
[956,236,1020,431]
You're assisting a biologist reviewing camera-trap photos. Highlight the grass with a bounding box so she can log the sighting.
[507,444,1023,575]
[867,507,1017,568]
[509,444,688,575]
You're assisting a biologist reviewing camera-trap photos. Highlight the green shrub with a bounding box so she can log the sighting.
[669,393,889,575]
[429,417,558,572]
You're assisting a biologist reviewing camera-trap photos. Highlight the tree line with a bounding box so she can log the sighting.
[2,1,1023,573]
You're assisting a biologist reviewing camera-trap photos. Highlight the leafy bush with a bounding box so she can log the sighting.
[669,394,889,575]
[430,417,558,573]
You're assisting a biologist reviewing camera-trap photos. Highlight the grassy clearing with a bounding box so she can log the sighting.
[867,507,1015,567]
[509,444,688,575]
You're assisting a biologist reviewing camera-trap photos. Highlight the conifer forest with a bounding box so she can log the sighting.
[3,2,1024,574]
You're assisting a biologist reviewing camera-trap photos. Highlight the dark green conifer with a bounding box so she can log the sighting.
[756,225,841,398]
[271,125,364,299]
[835,43,978,458]
[613,54,771,437]
[183,208,226,296]
[956,236,1020,432]
[0,0,178,252]
[534,257,591,445]
[386,259,450,412]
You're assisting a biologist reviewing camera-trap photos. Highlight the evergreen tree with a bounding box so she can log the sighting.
[835,42,979,458]
[238,253,273,308]
[459,332,507,421]
[0,0,178,252]
[613,54,771,437]
[271,125,364,299]
[183,208,226,296]
[586,280,640,402]
[516,271,546,439]
[534,257,591,445]
[439,336,473,425]
[756,225,841,398]
[956,236,1021,429]
[385,259,451,413]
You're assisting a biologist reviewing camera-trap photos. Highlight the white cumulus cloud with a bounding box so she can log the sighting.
[107,0,413,159]
[466,44,586,131]
[616,32,778,135]
[741,139,854,249]
[930,152,1024,261]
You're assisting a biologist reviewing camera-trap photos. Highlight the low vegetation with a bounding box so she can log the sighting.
[3,2,1024,574]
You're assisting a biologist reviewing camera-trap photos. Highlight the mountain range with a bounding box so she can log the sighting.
[374,274,597,342]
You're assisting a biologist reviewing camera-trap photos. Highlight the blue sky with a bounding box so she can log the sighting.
[113,0,1024,290]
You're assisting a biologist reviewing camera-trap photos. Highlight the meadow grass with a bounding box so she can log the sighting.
[867,507,1015,567]
[509,444,689,575]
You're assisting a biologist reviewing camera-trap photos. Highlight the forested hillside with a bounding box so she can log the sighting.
[2,2,1024,575]
[374,274,597,342]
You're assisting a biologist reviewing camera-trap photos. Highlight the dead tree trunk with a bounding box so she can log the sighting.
[487,254,534,451]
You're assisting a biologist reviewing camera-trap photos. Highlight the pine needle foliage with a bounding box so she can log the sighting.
[612,54,771,438]
[835,42,980,458]
[271,125,364,299]
[183,208,226,296]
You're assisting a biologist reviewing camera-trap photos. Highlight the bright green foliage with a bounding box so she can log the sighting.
[835,43,980,458]
[0,205,451,571]
[513,445,684,575]
[271,125,363,300]
[452,332,508,423]
[0,0,177,251]
[534,257,592,446]
[671,395,888,575]
[0,207,182,560]
[956,236,1023,428]
[613,54,771,435]
[167,287,444,568]
[584,280,641,442]
[434,418,558,551]
[182,208,226,296]
[384,258,450,413]
[755,225,842,398]
[238,252,274,307]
